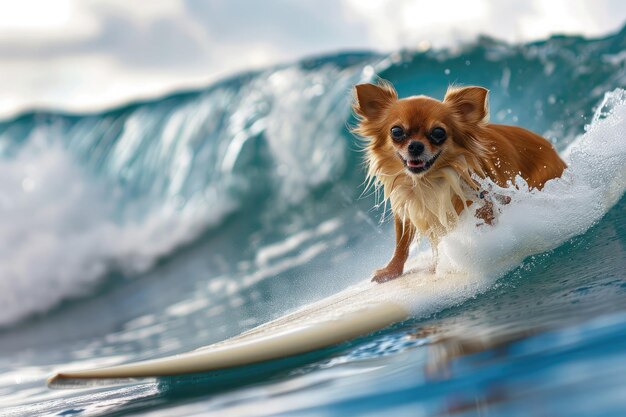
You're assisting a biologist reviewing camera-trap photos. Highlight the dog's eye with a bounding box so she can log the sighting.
[390,126,405,141]
[429,127,447,144]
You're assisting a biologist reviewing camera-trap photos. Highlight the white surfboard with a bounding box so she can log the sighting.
[48,269,473,389]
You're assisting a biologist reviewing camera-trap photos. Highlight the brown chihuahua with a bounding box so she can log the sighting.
[353,80,566,283]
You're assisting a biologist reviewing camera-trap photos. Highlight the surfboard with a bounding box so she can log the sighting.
[48,268,470,389]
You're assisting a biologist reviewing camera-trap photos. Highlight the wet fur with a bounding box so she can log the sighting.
[353,80,566,281]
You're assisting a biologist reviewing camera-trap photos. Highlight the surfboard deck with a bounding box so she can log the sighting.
[48,269,467,389]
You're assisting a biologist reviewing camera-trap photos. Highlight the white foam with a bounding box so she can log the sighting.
[0,133,235,326]
[427,88,626,309]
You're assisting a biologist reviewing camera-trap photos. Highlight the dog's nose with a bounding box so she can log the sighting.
[408,141,425,156]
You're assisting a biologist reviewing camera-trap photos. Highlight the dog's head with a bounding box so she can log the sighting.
[353,81,489,178]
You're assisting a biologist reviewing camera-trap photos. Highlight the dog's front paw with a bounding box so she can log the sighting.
[371,266,403,283]
[475,200,495,226]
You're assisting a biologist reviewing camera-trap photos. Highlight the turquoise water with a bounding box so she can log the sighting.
[0,27,625,416]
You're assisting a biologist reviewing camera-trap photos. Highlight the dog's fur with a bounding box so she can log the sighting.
[353,81,566,282]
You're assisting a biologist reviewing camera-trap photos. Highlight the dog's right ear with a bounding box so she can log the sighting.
[353,81,397,120]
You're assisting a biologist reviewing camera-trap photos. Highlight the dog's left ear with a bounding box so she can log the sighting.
[444,86,489,125]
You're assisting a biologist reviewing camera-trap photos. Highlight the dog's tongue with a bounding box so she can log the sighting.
[407,159,425,168]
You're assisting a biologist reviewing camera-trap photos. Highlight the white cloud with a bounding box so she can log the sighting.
[343,0,492,48]
[0,0,73,31]
[0,0,623,118]
[89,0,186,22]
[342,0,625,47]
[0,0,98,42]
[518,0,609,40]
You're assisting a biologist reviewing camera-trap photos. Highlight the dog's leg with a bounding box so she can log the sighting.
[372,216,415,283]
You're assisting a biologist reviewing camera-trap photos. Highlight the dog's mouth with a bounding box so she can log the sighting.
[400,151,442,174]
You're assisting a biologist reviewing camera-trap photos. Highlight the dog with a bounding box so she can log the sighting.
[353,80,566,283]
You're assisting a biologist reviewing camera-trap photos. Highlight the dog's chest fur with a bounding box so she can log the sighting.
[369,153,475,244]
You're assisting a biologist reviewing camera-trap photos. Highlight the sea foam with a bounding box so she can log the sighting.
[440,89,625,273]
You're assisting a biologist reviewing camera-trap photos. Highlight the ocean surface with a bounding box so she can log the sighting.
[1,26,625,417]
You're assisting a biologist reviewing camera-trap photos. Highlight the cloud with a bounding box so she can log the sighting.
[0,0,623,118]
[342,0,625,48]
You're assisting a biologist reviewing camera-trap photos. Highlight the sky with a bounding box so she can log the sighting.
[0,0,624,118]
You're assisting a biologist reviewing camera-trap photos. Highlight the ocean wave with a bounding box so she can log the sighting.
[0,29,625,326]
[0,139,237,326]
[0,54,376,326]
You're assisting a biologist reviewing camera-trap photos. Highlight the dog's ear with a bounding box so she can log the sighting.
[444,86,489,125]
[354,81,397,120]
